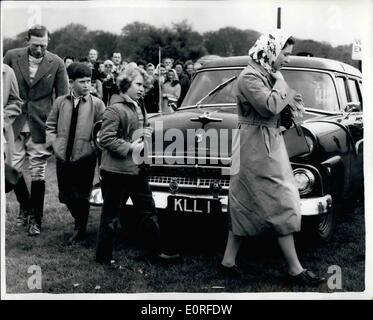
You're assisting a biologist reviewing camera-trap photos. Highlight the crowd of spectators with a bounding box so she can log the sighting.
[63,49,204,112]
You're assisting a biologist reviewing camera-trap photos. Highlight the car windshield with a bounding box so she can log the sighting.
[181,68,340,112]
[181,69,240,107]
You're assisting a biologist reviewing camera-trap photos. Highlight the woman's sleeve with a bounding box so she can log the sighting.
[99,108,132,158]
[3,66,22,131]
[238,71,296,118]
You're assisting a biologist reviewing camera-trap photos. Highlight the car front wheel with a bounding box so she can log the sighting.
[302,203,336,243]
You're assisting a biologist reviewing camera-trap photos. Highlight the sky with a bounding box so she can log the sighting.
[1,0,370,47]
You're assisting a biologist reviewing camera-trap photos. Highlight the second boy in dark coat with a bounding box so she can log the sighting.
[46,63,105,243]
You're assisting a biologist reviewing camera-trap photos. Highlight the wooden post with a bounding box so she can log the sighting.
[277,7,281,29]
[158,47,162,114]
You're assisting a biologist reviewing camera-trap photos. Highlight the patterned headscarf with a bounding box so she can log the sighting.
[248,29,291,73]
[167,68,179,81]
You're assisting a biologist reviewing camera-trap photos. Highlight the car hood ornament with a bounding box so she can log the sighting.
[190,111,222,128]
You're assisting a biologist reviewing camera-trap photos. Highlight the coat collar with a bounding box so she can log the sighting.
[247,57,268,77]
[66,91,90,103]
[247,57,275,87]
[110,93,138,107]
[16,47,55,88]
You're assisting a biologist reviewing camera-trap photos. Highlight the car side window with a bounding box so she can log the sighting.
[358,81,363,108]
[347,78,361,104]
[335,77,348,109]
[283,70,339,112]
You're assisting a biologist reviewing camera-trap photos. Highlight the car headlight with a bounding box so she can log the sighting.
[293,168,315,195]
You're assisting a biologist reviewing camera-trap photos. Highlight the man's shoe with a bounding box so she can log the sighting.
[157,251,181,260]
[96,258,120,269]
[16,209,29,227]
[28,223,41,236]
[289,269,326,286]
[16,216,26,227]
[218,264,243,279]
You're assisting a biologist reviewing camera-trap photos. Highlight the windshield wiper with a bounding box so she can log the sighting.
[195,76,237,109]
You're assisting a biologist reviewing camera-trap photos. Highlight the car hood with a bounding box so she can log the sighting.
[148,106,343,160]
[149,107,236,161]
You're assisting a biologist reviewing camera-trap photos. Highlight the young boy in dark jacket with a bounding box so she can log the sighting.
[46,63,105,243]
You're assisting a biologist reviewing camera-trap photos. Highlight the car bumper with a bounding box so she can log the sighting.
[90,188,332,216]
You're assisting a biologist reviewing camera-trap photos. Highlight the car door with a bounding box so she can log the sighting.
[338,76,364,194]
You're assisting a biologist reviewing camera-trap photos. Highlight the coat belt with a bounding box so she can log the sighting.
[238,116,281,128]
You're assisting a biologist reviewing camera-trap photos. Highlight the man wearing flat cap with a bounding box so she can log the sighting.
[4,24,68,236]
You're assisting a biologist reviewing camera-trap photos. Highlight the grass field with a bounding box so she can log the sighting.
[4,157,365,294]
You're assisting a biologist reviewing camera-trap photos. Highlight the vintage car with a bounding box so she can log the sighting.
[90,55,363,245]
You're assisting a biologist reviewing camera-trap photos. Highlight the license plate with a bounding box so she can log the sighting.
[167,196,222,214]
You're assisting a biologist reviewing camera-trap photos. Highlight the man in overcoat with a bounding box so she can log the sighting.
[3,64,23,193]
[3,25,68,235]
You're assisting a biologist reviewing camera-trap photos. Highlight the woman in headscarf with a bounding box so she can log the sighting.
[220,30,325,286]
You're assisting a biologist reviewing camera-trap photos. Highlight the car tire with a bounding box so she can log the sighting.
[315,206,336,242]
[302,203,336,243]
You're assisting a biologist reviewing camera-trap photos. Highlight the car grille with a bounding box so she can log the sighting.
[148,176,230,190]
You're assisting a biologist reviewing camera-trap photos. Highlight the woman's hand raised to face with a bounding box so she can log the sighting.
[270,70,285,81]
[289,93,305,118]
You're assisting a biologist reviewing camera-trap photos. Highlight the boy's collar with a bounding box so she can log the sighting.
[70,90,89,102]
